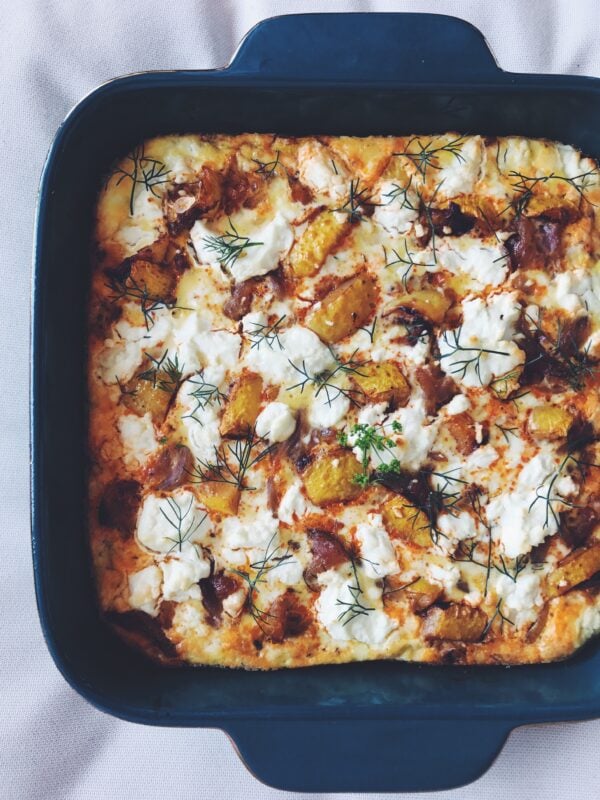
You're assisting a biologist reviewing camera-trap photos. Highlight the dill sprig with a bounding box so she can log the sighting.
[106,146,170,216]
[382,242,435,290]
[439,326,511,384]
[337,420,403,487]
[336,559,375,626]
[404,468,468,546]
[138,351,184,394]
[528,451,584,532]
[502,169,598,217]
[393,135,467,178]
[107,274,180,331]
[381,176,417,210]
[160,495,207,555]
[251,150,282,178]
[495,423,519,443]
[231,532,294,629]
[287,348,368,408]
[358,316,377,344]
[481,600,514,639]
[182,373,226,424]
[189,428,275,491]
[202,219,263,270]
[246,314,287,351]
[332,179,377,223]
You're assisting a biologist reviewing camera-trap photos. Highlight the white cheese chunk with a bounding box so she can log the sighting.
[487,446,578,558]
[355,514,399,578]
[190,214,293,283]
[222,588,247,618]
[136,491,211,555]
[118,412,158,468]
[316,566,396,645]
[245,324,335,386]
[160,554,210,602]
[493,570,543,628]
[372,180,419,234]
[437,136,482,197]
[221,510,279,550]
[427,562,461,593]
[444,393,470,416]
[255,402,296,443]
[308,391,350,429]
[278,480,316,525]
[436,235,509,288]
[297,140,348,200]
[128,565,162,616]
[437,511,480,542]
[438,292,524,388]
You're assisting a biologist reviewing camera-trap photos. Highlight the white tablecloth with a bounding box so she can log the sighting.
[3,0,599,797]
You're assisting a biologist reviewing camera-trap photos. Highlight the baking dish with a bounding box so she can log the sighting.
[31,12,600,792]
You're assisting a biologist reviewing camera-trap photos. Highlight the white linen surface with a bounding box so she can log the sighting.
[2,0,600,797]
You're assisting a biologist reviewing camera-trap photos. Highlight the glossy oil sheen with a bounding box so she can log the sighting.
[31,12,600,792]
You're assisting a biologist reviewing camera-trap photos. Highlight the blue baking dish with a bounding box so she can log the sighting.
[31,12,600,792]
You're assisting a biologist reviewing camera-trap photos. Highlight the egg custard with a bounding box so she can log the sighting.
[89,133,600,667]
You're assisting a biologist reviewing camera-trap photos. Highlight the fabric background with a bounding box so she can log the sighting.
[3,0,600,797]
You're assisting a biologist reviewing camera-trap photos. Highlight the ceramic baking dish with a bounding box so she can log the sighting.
[31,12,600,792]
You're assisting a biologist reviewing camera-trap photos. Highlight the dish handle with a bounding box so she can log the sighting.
[227,12,501,83]
[225,717,514,792]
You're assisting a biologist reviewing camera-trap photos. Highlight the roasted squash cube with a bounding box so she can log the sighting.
[128,258,176,301]
[220,372,263,437]
[546,543,600,598]
[195,482,240,516]
[288,210,349,277]
[393,289,451,324]
[382,495,431,548]
[352,361,410,406]
[528,405,573,440]
[121,377,172,423]
[423,604,488,642]
[307,273,377,344]
[302,452,362,505]
[404,577,444,611]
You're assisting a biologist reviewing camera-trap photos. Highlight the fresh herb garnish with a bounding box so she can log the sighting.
[332,179,377,223]
[251,150,282,178]
[106,146,170,216]
[336,559,375,625]
[287,348,368,408]
[160,495,207,555]
[337,421,403,487]
[231,533,294,629]
[246,315,287,351]
[182,373,226,423]
[439,326,511,384]
[202,219,263,270]
[393,135,467,178]
[501,169,598,218]
[382,242,436,290]
[138,351,184,394]
[189,428,275,491]
[107,274,181,331]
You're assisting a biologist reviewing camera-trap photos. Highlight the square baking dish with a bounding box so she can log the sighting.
[31,12,600,792]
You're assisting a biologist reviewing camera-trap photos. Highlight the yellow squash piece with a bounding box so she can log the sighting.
[302,452,362,505]
[288,210,349,277]
[382,495,431,548]
[353,361,410,406]
[404,578,443,611]
[195,483,240,516]
[423,604,488,642]
[307,273,377,344]
[546,543,600,598]
[121,377,172,423]
[528,405,573,440]
[393,289,451,324]
[220,372,263,437]
[128,258,175,301]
